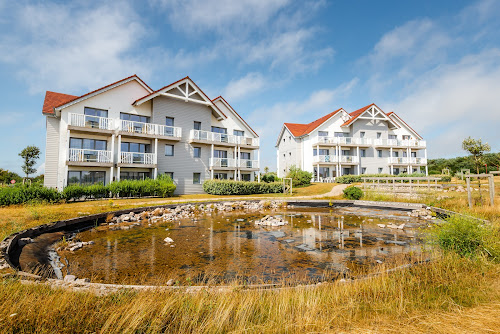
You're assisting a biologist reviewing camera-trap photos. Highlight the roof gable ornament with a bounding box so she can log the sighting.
[341,113,350,123]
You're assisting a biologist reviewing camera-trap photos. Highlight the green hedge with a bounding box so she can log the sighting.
[286,166,313,187]
[203,180,283,195]
[0,177,176,206]
[336,172,427,184]
[343,186,363,200]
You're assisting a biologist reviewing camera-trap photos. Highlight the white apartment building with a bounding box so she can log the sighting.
[42,75,260,194]
[276,103,427,180]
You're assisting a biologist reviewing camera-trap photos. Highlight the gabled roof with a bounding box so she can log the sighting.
[42,74,153,115]
[42,91,78,115]
[341,103,375,127]
[341,103,398,129]
[283,108,345,137]
[132,76,226,120]
[387,112,423,140]
[212,96,258,137]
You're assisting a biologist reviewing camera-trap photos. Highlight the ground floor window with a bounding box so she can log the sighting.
[214,173,228,180]
[343,168,351,175]
[120,172,150,180]
[241,174,251,181]
[68,171,105,185]
[314,167,330,178]
[193,173,201,184]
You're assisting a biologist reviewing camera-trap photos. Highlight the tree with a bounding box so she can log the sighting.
[19,146,41,179]
[462,137,491,205]
[264,166,269,174]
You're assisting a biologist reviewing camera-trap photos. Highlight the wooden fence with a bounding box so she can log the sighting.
[362,177,442,193]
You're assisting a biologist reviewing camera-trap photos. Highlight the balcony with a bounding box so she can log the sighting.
[388,157,409,164]
[410,157,427,165]
[236,136,259,147]
[312,155,339,163]
[118,121,182,140]
[68,148,112,166]
[209,157,237,169]
[312,136,372,146]
[339,156,359,164]
[374,139,426,148]
[69,113,114,133]
[190,130,238,146]
[119,152,156,166]
[238,159,259,169]
[157,125,182,139]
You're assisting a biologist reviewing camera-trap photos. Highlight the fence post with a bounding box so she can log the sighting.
[466,177,472,209]
[488,175,494,207]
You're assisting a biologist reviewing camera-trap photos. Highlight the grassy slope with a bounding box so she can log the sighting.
[0,179,499,333]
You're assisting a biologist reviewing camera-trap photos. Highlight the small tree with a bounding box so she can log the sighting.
[19,145,41,179]
[264,166,269,174]
[462,137,490,204]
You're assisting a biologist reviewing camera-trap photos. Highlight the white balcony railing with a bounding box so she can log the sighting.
[339,156,359,163]
[238,159,259,169]
[157,125,182,138]
[119,120,156,135]
[375,139,426,147]
[313,155,339,163]
[410,157,427,164]
[236,136,260,147]
[388,157,409,164]
[209,157,237,168]
[68,148,112,163]
[190,130,238,145]
[69,113,113,130]
[313,136,372,146]
[120,152,155,165]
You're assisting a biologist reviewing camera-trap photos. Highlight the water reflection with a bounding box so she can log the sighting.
[58,208,427,285]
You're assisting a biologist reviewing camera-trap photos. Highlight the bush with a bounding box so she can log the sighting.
[336,175,362,184]
[437,174,452,182]
[203,180,282,195]
[286,166,312,187]
[0,184,61,206]
[261,173,279,183]
[343,186,363,200]
[429,215,499,261]
[336,172,428,184]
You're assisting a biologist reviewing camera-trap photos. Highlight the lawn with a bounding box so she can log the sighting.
[0,178,499,333]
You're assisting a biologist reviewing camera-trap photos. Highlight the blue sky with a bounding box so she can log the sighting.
[1,0,499,175]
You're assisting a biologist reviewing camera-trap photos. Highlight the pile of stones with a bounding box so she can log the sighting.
[58,240,95,252]
[254,215,288,227]
[407,208,435,220]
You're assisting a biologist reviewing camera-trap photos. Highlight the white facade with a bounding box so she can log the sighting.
[276,104,427,181]
[43,76,260,194]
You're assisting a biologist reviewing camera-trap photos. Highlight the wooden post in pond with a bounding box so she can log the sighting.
[466,176,472,209]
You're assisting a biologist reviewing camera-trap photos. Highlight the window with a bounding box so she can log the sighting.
[362,168,367,174]
[121,142,150,153]
[193,173,201,184]
[120,172,150,180]
[194,121,201,130]
[388,134,397,140]
[239,152,251,160]
[411,152,417,157]
[214,173,227,180]
[318,131,328,137]
[360,132,365,138]
[314,167,330,178]
[360,149,366,157]
[378,168,383,174]
[193,147,201,158]
[393,151,399,157]
[213,150,227,158]
[164,172,174,180]
[403,135,410,140]
[84,107,108,118]
[342,150,350,156]
[403,151,407,157]
[69,138,108,162]
[334,132,347,137]
[120,113,150,123]
[234,130,245,136]
[165,145,174,156]
[68,171,105,186]
[283,138,285,142]
[241,174,251,181]
[313,149,329,156]
[165,117,174,127]
[377,150,382,158]
[211,126,227,134]
[377,132,382,139]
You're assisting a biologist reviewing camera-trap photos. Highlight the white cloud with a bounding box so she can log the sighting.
[223,72,266,101]
[0,2,150,94]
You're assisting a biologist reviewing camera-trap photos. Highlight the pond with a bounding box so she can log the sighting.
[50,206,429,285]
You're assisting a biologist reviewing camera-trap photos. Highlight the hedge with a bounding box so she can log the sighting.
[0,177,176,206]
[336,172,427,184]
[203,180,283,195]
[343,186,363,200]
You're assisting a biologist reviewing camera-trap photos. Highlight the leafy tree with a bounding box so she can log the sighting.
[264,166,269,174]
[19,146,41,179]
[0,168,22,184]
[286,165,313,187]
[462,137,491,204]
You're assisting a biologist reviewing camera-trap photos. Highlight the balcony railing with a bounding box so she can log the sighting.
[313,136,372,146]
[209,157,237,168]
[69,113,113,130]
[339,156,359,163]
[119,120,156,135]
[375,139,426,147]
[68,148,112,163]
[236,136,260,147]
[238,159,259,169]
[313,155,339,163]
[120,152,155,165]
[190,130,238,145]
[388,157,409,164]
[410,157,427,164]
[157,125,182,138]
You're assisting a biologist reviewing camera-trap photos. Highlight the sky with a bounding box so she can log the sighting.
[1,0,499,175]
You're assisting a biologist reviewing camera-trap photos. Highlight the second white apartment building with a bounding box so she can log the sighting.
[276,103,427,181]
[42,75,260,194]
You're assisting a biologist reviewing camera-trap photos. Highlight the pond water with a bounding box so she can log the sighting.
[55,207,428,285]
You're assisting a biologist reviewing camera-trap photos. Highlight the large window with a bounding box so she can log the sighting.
[120,113,150,123]
[314,167,330,178]
[241,174,251,181]
[239,152,251,160]
[165,144,174,156]
[211,126,227,134]
[213,150,227,158]
[121,142,150,153]
[68,171,105,185]
[120,172,150,180]
[70,138,107,150]
[84,107,108,118]
[313,149,330,156]
[233,130,244,136]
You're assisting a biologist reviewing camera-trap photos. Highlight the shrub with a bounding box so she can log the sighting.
[428,215,499,261]
[0,184,61,206]
[343,186,363,200]
[286,166,312,187]
[336,175,362,184]
[438,174,452,182]
[203,180,282,195]
[261,173,279,183]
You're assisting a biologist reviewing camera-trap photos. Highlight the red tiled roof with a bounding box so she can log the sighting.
[341,103,375,126]
[42,91,78,115]
[212,96,258,137]
[42,75,152,115]
[284,108,344,137]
